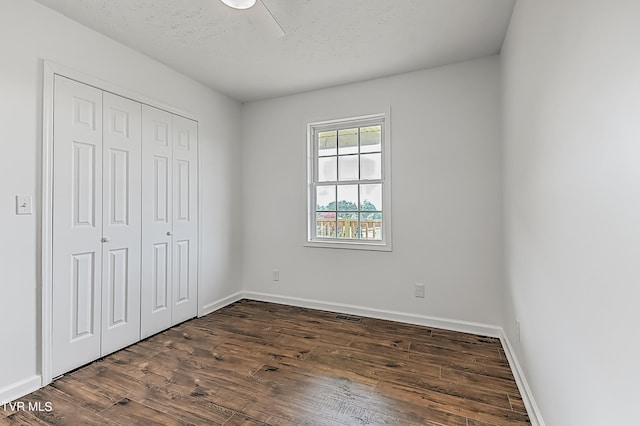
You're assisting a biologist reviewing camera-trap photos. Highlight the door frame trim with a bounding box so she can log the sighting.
[41,60,200,385]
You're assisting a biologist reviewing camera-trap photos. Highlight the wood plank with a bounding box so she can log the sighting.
[73,354,236,424]
[467,419,501,426]
[410,337,505,362]
[377,380,531,426]
[508,393,528,415]
[13,387,117,425]
[49,374,122,412]
[405,347,516,381]
[98,398,186,426]
[300,343,440,385]
[248,364,392,425]
[0,411,49,425]
[441,366,520,395]
[222,413,269,426]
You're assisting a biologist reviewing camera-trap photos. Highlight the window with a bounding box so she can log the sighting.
[306,113,391,251]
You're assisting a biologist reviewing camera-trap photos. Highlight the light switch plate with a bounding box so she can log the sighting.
[16,195,32,215]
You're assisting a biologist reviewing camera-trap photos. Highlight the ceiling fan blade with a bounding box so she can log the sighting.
[259,0,286,38]
[224,0,285,39]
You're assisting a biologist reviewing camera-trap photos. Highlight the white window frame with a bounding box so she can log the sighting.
[306,112,392,251]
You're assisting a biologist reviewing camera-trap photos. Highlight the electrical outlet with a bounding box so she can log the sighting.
[516,320,521,342]
[415,283,425,298]
[272,269,279,282]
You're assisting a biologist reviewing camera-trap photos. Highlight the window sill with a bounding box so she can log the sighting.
[304,239,392,252]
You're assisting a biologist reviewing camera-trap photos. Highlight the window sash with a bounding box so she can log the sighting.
[307,113,389,248]
[313,182,384,242]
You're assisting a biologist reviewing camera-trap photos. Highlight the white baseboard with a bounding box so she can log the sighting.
[199,291,244,317]
[500,333,546,426]
[242,291,502,338]
[0,375,42,405]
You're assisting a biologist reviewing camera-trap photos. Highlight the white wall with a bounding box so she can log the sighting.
[0,0,242,397]
[241,56,504,327]
[502,0,640,424]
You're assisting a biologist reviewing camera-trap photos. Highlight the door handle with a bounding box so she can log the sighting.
[166,231,173,236]
[101,237,111,243]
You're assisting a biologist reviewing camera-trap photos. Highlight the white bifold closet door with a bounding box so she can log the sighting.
[52,76,142,377]
[141,105,198,339]
[101,91,142,355]
[52,77,103,376]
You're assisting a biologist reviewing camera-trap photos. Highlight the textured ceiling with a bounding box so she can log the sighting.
[33,0,516,102]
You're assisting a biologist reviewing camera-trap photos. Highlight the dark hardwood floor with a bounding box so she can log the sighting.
[1,300,530,425]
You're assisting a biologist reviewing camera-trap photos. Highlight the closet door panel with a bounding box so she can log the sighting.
[52,76,103,377]
[141,105,173,338]
[171,116,198,324]
[101,92,142,356]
